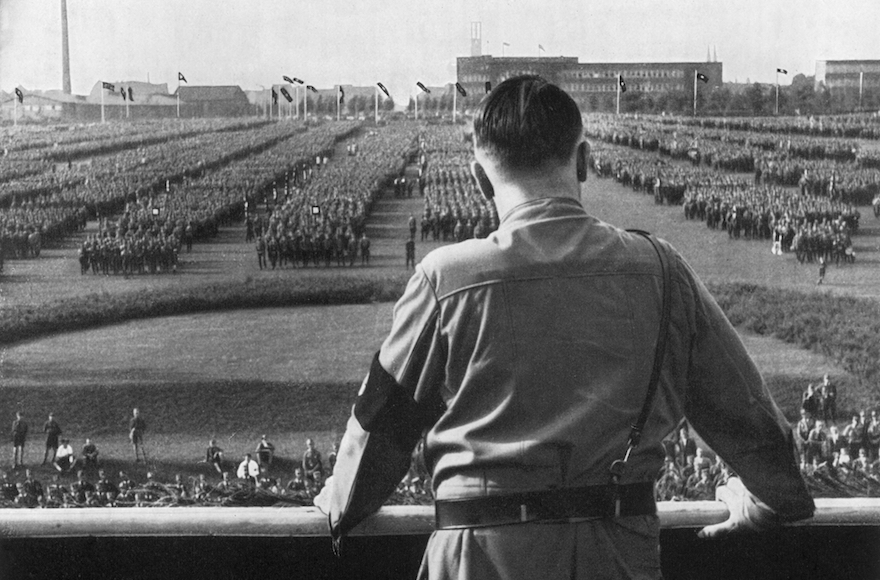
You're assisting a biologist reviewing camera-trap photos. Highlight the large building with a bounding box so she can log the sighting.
[815,60,880,92]
[457,55,722,107]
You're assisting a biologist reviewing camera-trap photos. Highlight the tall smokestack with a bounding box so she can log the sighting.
[61,0,71,94]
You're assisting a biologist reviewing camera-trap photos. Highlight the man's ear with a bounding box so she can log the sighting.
[576,141,589,183]
[470,161,495,200]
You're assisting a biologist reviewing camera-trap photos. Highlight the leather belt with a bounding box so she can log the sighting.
[434,482,656,530]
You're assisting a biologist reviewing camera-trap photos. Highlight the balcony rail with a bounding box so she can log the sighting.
[1,498,878,538]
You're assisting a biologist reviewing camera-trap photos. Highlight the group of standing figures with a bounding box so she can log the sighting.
[253,225,371,269]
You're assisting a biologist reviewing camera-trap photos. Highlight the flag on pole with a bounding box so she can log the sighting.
[455,82,467,97]
[102,82,115,91]
[538,44,545,52]
[777,68,788,74]
[502,42,510,47]
[120,87,127,101]
[306,85,317,93]
[377,82,390,97]
[619,75,626,93]
[128,87,134,101]
[280,87,292,102]
[416,82,430,93]
[338,86,345,104]
[271,89,278,104]
[485,81,492,93]
[14,88,23,103]
[178,72,187,83]
[696,73,709,83]
[283,75,294,84]
[293,78,304,84]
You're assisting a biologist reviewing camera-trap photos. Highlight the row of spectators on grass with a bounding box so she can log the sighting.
[660,419,880,503]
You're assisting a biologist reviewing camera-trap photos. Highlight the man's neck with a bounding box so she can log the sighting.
[492,173,581,217]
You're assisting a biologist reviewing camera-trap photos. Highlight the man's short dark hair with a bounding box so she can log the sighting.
[473,75,583,172]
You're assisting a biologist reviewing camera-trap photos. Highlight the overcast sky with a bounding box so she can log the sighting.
[1,0,876,101]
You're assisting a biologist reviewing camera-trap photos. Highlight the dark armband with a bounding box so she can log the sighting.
[354,352,428,449]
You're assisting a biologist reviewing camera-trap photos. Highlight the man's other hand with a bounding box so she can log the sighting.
[698,477,779,538]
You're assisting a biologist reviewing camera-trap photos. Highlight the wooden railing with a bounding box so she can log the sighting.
[2,498,878,538]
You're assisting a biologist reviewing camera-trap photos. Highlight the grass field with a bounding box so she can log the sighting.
[1,146,878,487]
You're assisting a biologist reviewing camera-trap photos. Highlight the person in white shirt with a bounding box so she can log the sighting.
[54,439,75,472]
[237,453,260,486]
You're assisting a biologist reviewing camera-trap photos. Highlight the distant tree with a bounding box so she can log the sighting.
[745,83,766,116]
[788,74,816,115]
[383,96,395,111]
[407,97,415,113]
[706,86,732,115]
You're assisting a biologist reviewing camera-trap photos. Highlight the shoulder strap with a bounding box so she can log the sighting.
[609,230,673,487]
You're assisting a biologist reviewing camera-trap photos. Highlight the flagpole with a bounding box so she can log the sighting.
[415,91,418,121]
[453,86,457,124]
[337,85,340,122]
[616,73,621,116]
[375,85,379,125]
[304,90,308,124]
[101,88,106,124]
[775,70,779,115]
[860,71,864,111]
[13,97,17,128]
[126,90,130,119]
[693,70,697,117]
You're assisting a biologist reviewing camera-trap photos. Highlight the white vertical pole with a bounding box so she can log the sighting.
[13,97,17,127]
[775,70,779,115]
[304,91,308,123]
[860,71,864,111]
[453,87,457,124]
[177,92,180,118]
[101,88,106,124]
[415,93,418,121]
[616,74,621,115]
[375,85,379,125]
[337,86,340,122]
[692,70,697,117]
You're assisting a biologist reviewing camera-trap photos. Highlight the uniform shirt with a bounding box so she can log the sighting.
[373,197,811,516]
[237,458,260,479]
[330,196,814,580]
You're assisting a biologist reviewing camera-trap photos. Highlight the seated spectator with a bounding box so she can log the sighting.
[21,469,44,507]
[194,474,213,500]
[71,470,95,504]
[205,439,224,474]
[286,467,308,499]
[81,438,99,469]
[54,438,75,472]
[1,471,19,501]
[302,438,323,480]
[255,435,275,469]
[95,469,118,505]
[807,420,828,466]
[215,472,233,492]
[237,453,260,486]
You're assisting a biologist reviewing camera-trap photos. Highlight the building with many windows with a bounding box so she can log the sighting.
[457,56,722,109]
[815,60,880,91]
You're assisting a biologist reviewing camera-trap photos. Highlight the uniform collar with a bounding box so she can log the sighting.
[499,196,587,227]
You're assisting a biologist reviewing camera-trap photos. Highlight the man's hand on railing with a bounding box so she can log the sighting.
[698,477,779,538]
